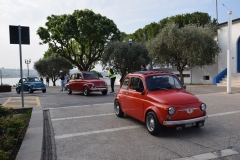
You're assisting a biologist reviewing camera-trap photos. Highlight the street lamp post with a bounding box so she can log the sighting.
[25,59,31,77]
[0,70,2,85]
[129,38,132,47]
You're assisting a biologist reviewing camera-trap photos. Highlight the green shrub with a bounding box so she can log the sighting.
[0,106,13,118]
[0,84,11,87]
[0,150,10,160]
[0,106,32,160]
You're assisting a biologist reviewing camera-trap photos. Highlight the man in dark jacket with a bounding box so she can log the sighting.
[141,64,148,71]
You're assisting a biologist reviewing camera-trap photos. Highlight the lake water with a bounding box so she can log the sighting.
[1,78,61,86]
[1,76,122,86]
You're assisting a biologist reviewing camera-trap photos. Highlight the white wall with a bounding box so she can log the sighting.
[153,68,191,84]
[191,63,218,84]
[218,22,240,74]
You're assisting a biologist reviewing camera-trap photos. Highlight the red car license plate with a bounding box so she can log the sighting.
[185,122,196,128]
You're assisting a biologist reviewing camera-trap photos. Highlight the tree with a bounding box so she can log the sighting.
[124,22,160,42]
[159,12,217,31]
[159,12,217,29]
[37,9,121,71]
[147,23,219,84]
[101,41,150,82]
[34,56,73,86]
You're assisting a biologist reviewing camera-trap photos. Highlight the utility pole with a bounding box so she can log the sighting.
[227,11,232,94]
[216,0,218,24]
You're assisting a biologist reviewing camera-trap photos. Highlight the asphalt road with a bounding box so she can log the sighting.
[1,85,240,160]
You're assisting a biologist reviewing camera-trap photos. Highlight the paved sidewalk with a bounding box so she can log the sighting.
[16,106,43,160]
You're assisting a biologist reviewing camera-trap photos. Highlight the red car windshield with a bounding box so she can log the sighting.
[83,72,98,79]
[146,75,183,90]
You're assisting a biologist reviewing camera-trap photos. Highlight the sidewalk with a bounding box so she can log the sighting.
[15,106,43,160]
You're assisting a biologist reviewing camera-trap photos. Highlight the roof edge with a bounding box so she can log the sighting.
[218,18,240,27]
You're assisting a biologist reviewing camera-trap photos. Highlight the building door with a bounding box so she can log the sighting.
[238,38,240,72]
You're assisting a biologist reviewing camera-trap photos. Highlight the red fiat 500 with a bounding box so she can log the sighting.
[114,71,207,136]
[65,71,108,96]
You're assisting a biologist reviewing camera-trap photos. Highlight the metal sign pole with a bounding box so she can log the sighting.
[18,25,24,107]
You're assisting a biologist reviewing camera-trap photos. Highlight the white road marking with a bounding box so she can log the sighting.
[173,149,239,160]
[51,109,240,122]
[208,110,240,117]
[51,113,115,121]
[55,125,141,139]
[47,102,113,110]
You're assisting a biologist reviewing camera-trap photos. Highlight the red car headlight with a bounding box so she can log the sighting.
[200,103,206,111]
[168,106,175,115]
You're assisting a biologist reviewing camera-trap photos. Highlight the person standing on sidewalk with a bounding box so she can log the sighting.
[106,66,116,93]
[46,76,49,86]
[59,70,65,91]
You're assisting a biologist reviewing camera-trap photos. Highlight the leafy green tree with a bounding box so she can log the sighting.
[101,41,150,82]
[34,56,73,86]
[147,23,219,84]
[124,22,160,42]
[159,12,217,29]
[37,9,121,71]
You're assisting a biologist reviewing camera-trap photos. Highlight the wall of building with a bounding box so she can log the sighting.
[217,22,240,74]
[153,68,191,84]
[158,64,218,84]
[191,63,218,84]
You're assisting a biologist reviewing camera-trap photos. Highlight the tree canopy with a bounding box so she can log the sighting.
[101,41,150,81]
[33,56,73,86]
[124,22,160,42]
[147,23,219,83]
[37,9,121,71]
[123,12,216,44]
[159,12,217,29]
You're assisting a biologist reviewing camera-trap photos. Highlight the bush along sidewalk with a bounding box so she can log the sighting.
[0,106,32,160]
[0,84,12,92]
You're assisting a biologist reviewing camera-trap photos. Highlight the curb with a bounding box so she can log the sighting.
[16,106,43,160]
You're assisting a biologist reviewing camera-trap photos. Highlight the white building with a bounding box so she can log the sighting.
[154,18,240,85]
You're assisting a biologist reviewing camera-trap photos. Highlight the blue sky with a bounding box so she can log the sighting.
[0,0,239,71]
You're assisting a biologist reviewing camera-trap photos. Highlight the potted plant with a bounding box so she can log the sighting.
[0,84,12,92]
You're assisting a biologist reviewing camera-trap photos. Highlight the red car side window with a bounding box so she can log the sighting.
[121,77,129,89]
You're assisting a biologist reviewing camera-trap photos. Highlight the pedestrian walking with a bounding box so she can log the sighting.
[141,64,148,71]
[40,76,44,83]
[46,76,49,86]
[106,66,116,93]
[59,70,65,91]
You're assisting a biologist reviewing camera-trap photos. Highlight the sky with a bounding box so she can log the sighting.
[0,0,240,72]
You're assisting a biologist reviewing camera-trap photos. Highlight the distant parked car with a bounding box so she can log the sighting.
[65,71,108,96]
[16,77,46,94]
[114,71,208,136]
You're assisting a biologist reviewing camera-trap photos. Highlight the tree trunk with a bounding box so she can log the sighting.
[119,75,125,85]
[179,71,184,84]
[53,80,56,86]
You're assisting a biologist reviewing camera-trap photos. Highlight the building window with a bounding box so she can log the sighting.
[203,76,210,80]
